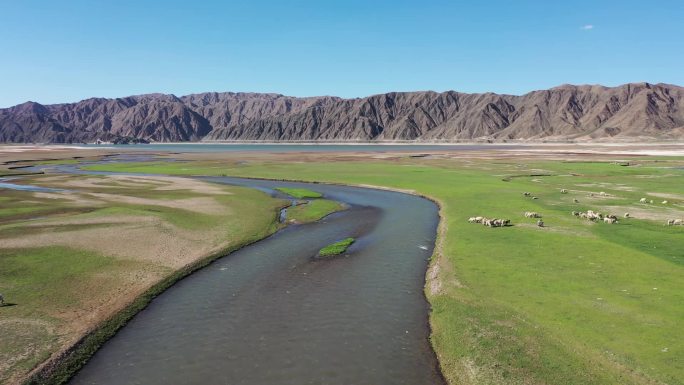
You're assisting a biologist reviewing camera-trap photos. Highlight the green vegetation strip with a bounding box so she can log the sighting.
[275,187,322,199]
[286,199,344,223]
[318,237,355,257]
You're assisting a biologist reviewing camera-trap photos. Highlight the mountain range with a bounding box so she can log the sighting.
[1,82,683,143]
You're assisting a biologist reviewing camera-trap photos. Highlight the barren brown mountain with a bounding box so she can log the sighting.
[1,83,683,143]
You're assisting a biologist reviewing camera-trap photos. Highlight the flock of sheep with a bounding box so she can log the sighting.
[571,210,620,224]
[467,188,683,229]
[468,216,510,227]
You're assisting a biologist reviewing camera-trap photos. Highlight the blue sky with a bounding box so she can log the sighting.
[1,0,682,107]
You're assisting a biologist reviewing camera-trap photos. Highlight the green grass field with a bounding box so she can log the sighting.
[285,199,344,223]
[84,156,684,385]
[318,237,355,257]
[275,187,323,199]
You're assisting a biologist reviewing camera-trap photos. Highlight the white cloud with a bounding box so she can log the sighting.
[580,24,594,30]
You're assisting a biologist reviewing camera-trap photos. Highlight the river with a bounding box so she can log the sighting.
[52,169,445,384]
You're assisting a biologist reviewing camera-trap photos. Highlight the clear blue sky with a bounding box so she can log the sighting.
[1,0,682,107]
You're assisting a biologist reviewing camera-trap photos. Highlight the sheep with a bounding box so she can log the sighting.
[536,220,544,227]
[571,211,580,216]
[560,189,568,194]
[599,191,607,196]
[468,217,478,223]
[667,219,675,226]
[573,198,579,203]
[650,200,654,204]
[585,210,602,221]
[524,212,542,218]
[523,192,531,197]
[624,213,630,218]
[640,198,647,203]
[532,196,539,200]
[605,214,618,220]
[674,219,684,226]
[662,200,668,204]
[604,217,617,224]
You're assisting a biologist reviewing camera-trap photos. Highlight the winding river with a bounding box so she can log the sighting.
[29,162,444,384]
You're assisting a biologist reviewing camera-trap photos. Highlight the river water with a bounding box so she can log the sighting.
[65,174,444,384]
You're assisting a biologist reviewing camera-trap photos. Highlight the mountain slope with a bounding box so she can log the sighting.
[1,83,683,143]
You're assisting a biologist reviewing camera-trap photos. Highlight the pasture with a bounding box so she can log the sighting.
[84,153,684,385]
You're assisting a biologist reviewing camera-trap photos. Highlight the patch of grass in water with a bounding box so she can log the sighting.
[275,187,322,199]
[318,237,354,257]
[286,199,344,223]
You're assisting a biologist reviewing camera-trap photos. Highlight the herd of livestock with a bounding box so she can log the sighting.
[468,189,683,228]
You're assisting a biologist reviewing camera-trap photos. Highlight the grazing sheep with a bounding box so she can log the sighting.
[604,217,618,224]
[560,189,568,194]
[667,219,675,226]
[585,210,602,221]
[532,196,539,200]
[675,219,684,226]
[523,192,531,197]
[524,212,542,218]
[662,200,668,204]
[571,211,580,216]
[640,198,647,203]
[475,216,484,223]
[573,198,579,203]
[650,200,654,204]
[536,220,544,227]
[605,214,618,220]
[599,191,607,196]
[624,213,630,218]
[468,217,478,223]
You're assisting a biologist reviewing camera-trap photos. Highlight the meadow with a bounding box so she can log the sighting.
[84,153,684,385]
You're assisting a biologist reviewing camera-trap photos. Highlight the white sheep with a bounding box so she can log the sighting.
[624,213,630,218]
[640,198,647,203]
[560,189,568,194]
[604,217,617,224]
[662,200,668,204]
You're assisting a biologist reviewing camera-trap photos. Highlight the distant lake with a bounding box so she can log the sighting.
[74,143,525,153]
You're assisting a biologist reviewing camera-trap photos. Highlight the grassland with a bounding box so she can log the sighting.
[317,237,355,257]
[285,199,344,223]
[275,187,323,199]
[0,173,284,384]
[84,153,684,385]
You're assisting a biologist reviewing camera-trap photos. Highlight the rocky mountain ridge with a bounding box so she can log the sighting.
[1,83,683,143]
